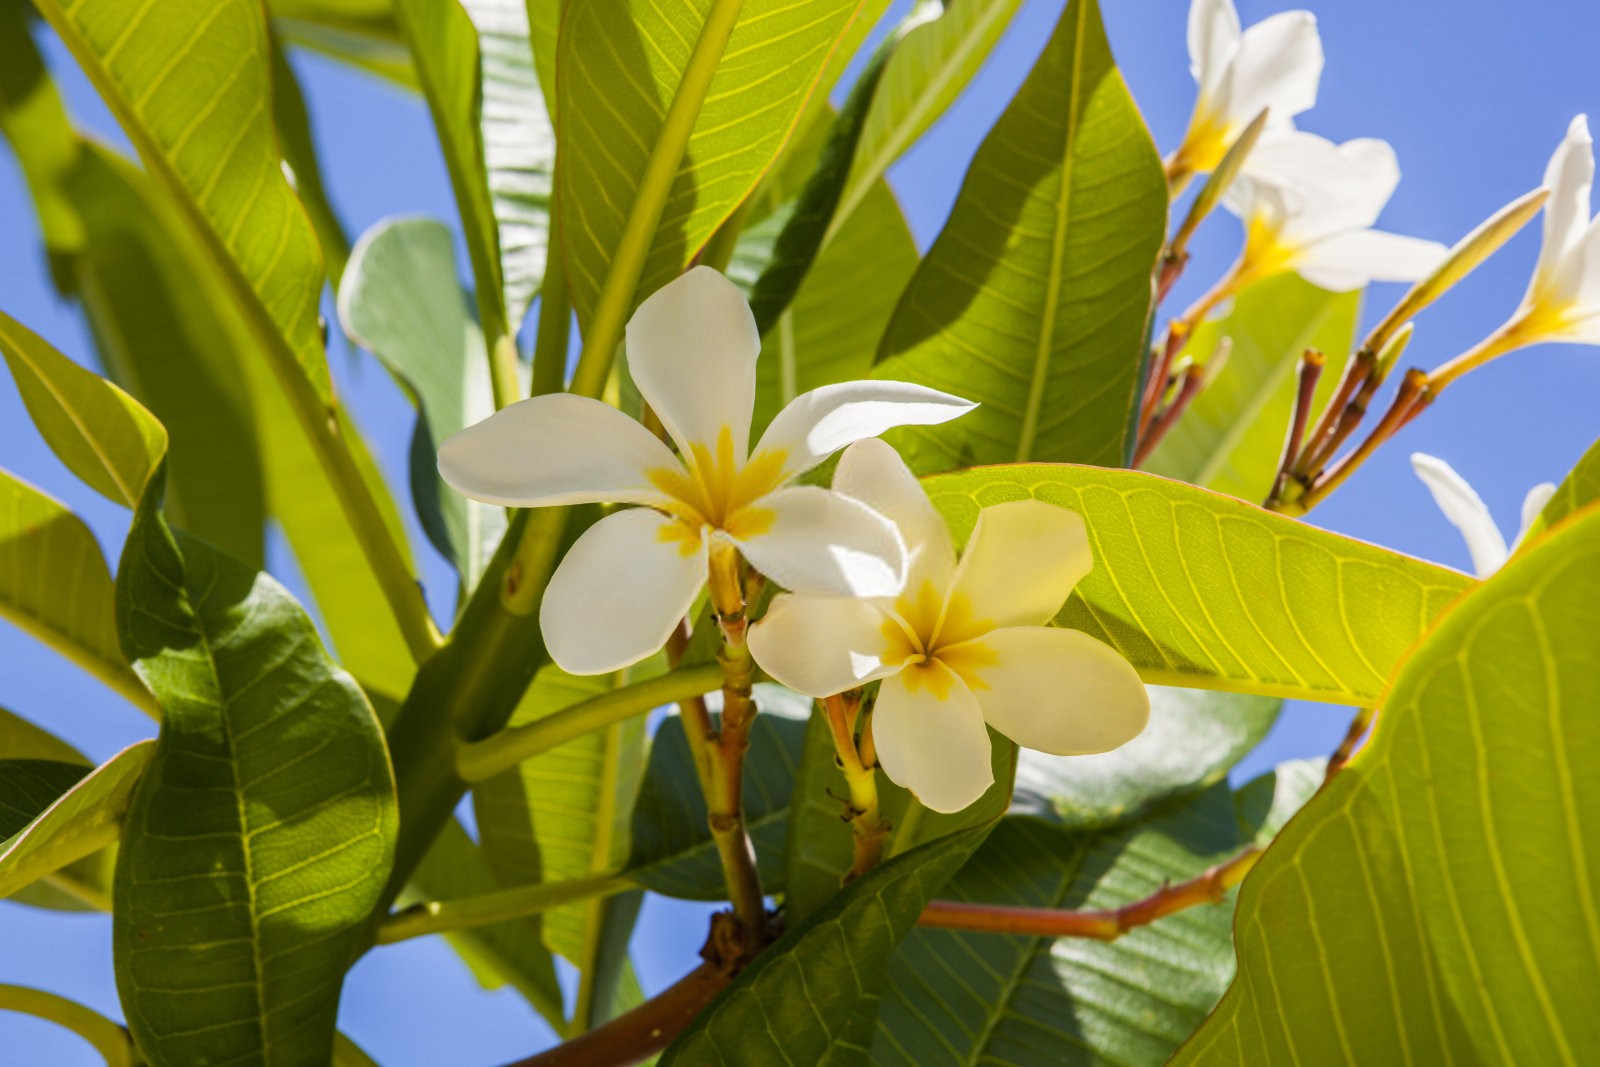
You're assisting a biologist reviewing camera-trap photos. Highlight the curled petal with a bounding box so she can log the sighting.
[753,380,975,482]
[1217,10,1321,127]
[540,508,707,674]
[955,626,1149,756]
[1410,452,1507,577]
[1531,115,1594,302]
[747,593,898,698]
[1188,0,1241,96]
[626,266,760,461]
[1294,230,1449,291]
[438,393,680,508]
[1514,482,1558,551]
[833,439,957,596]
[734,486,906,598]
[943,499,1090,635]
[873,667,994,814]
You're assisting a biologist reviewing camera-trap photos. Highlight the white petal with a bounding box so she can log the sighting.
[954,626,1149,756]
[539,507,707,674]
[1549,212,1600,311]
[625,266,760,461]
[1188,0,1241,95]
[438,393,680,507]
[1513,482,1558,549]
[942,499,1089,635]
[734,486,906,598]
[1245,133,1401,244]
[1531,115,1594,301]
[1410,453,1508,577]
[832,439,957,597]
[872,667,993,814]
[1216,11,1321,128]
[747,593,898,698]
[1294,230,1449,291]
[753,379,976,482]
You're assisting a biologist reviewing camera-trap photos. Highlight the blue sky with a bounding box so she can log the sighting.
[3,0,1597,1062]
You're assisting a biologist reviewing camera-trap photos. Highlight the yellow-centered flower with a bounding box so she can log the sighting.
[748,440,1149,814]
[1505,115,1600,346]
[436,267,974,675]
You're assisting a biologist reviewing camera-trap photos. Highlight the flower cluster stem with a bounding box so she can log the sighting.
[821,692,888,881]
[917,845,1261,940]
[1324,705,1377,783]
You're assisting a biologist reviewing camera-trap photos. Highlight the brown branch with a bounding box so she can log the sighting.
[1324,706,1377,784]
[1133,360,1205,467]
[1295,369,1431,513]
[1267,348,1325,507]
[918,846,1261,941]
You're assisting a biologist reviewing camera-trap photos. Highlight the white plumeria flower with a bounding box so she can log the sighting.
[1170,0,1322,181]
[438,267,975,675]
[1411,453,1555,577]
[747,439,1149,814]
[1222,130,1449,292]
[1507,115,1600,345]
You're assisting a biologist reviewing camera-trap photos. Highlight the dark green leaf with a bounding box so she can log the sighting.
[1012,686,1280,831]
[113,470,397,1066]
[1175,503,1600,1064]
[1231,756,1324,846]
[874,0,1165,472]
[923,464,1473,704]
[662,823,992,1065]
[628,684,808,899]
[0,741,116,912]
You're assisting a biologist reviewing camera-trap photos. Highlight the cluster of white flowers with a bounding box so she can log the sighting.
[440,268,1151,814]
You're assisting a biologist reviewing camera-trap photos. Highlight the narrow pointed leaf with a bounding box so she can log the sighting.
[874,0,1165,472]
[269,27,351,283]
[1175,503,1600,1064]
[924,464,1473,704]
[113,472,397,1067]
[0,711,116,912]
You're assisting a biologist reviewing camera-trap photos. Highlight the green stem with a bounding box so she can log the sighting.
[456,663,722,781]
[0,984,135,1067]
[375,872,637,945]
[488,333,522,411]
[567,0,748,398]
[529,207,571,397]
[888,798,925,858]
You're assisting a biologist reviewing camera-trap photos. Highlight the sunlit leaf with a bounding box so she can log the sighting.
[662,824,991,1064]
[924,464,1473,703]
[1174,502,1600,1064]
[269,27,351,283]
[0,984,137,1067]
[0,712,117,912]
[1528,432,1600,538]
[1145,275,1361,503]
[875,0,1165,471]
[113,468,398,1067]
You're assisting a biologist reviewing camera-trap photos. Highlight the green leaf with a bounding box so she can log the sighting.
[0,761,96,838]
[0,729,120,913]
[1144,275,1362,502]
[1174,503,1600,1065]
[112,470,397,1067]
[662,824,992,1065]
[0,984,136,1067]
[556,0,870,330]
[1012,686,1280,831]
[874,0,1165,472]
[627,684,808,899]
[473,662,651,1029]
[829,0,1025,247]
[0,309,166,509]
[1530,433,1600,538]
[923,464,1474,703]
[873,791,1242,1067]
[270,26,351,283]
[1231,756,1325,847]
[339,216,505,586]
[0,469,152,714]
[0,742,154,904]
[270,0,416,89]
[0,706,88,766]
[405,817,564,1027]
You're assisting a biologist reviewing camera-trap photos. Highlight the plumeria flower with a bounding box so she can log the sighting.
[747,439,1149,814]
[1411,453,1555,577]
[438,267,975,675]
[1220,130,1448,293]
[1168,0,1322,186]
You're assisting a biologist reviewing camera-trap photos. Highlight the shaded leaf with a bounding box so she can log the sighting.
[113,470,397,1066]
[556,0,870,330]
[0,984,136,1067]
[1231,757,1325,847]
[1012,686,1280,831]
[1529,432,1600,538]
[1174,503,1600,1064]
[269,26,351,283]
[269,0,415,88]
[874,0,1165,471]
[923,464,1474,703]
[628,684,808,899]
[1145,275,1361,503]
[663,824,991,1065]
[0,706,88,766]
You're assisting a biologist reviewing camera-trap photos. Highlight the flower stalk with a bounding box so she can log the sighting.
[917,845,1262,940]
[375,871,638,945]
[820,691,889,881]
[1324,705,1376,784]
[1266,348,1324,506]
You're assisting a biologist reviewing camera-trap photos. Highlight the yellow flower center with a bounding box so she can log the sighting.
[878,580,999,700]
[647,425,788,555]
